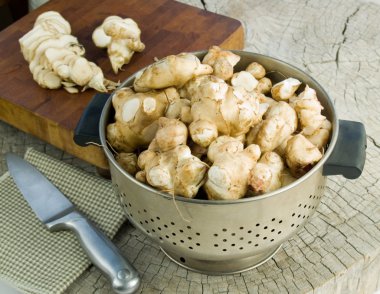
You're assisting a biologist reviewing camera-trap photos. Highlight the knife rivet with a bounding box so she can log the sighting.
[117,269,130,280]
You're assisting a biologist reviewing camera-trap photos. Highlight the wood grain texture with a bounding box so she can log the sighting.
[0,0,379,293]
[0,0,244,169]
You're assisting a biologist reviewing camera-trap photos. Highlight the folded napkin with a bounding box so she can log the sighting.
[0,148,126,294]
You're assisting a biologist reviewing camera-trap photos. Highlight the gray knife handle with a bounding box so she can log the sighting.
[48,212,140,294]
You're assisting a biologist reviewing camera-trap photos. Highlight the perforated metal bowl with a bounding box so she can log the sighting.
[98,51,366,274]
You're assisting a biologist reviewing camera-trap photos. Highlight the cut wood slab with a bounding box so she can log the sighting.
[0,0,244,169]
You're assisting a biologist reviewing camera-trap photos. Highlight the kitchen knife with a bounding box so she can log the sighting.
[5,153,140,294]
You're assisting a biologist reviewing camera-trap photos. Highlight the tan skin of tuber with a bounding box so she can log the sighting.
[189,79,260,147]
[92,16,145,74]
[289,85,332,150]
[250,101,298,152]
[19,11,117,93]
[202,46,240,81]
[285,134,323,178]
[137,118,208,198]
[205,144,261,200]
[107,87,181,153]
[133,53,213,92]
[248,152,284,194]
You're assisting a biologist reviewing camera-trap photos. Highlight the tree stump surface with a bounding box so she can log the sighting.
[0,0,379,293]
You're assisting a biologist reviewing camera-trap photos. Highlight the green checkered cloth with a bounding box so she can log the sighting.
[0,148,126,294]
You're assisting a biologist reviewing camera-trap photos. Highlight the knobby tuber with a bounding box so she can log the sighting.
[92,16,145,73]
[133,53,213,92]
[107,87,181,152]
[19,11,117,93]
[137,118,208,198]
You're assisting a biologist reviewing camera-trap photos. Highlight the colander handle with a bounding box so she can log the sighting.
[74,93,110,146]
[323,120,366,179]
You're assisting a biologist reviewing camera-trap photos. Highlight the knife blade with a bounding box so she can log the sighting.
[6,153,140,294]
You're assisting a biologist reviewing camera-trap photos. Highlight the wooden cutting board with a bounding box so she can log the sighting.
[0,0,244,169]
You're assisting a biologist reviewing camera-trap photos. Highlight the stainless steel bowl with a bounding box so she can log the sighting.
[78,51,366,274]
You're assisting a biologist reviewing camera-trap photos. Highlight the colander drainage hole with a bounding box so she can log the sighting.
[164,224,168,228]
[214,234,218,237]
[231,243,235,247]
[256,223,260,227]
[171,222,175,225]
[271,218,276,221]
[279,220,283,224]
[156,216,160,220]
[214,244,219,247]
[222,228,227,232]
[180,257,186,263]
[180,229,184,233]
[292,213,295,217]
[239,227,244,230]
[180,240,184,243]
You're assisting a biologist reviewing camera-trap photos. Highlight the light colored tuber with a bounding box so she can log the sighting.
[246,62,266,79]
[116,153,138,175]
[19,11,116,92]
[249,101,297,152]
[189,84,260,147]
[107,87,180,152]
[231,71,258,92]
[202,46,240,80]
[207,135,243,163]
[271,78,301,101]
[133,53,213,92]
[137,118,207,198]
[290,85,332,150]
[256,77,272,94]
[285,134,323,178]
[248,151,284,194]
[92,16,145,73]
[205,144,261,200]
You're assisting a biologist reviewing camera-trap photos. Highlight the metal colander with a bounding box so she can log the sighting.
[97,51,365,274]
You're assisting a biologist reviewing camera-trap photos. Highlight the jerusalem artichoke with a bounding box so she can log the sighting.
[285,134,323,178]
[92,16,145,73]
[271,78,301,101]
[202,46,240,80]
[205,144,261,200]
[107,87,181,152]
[137,118,207,198]
[19,11,116,92]
[133,53,213,92]
[248,152,284,194]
